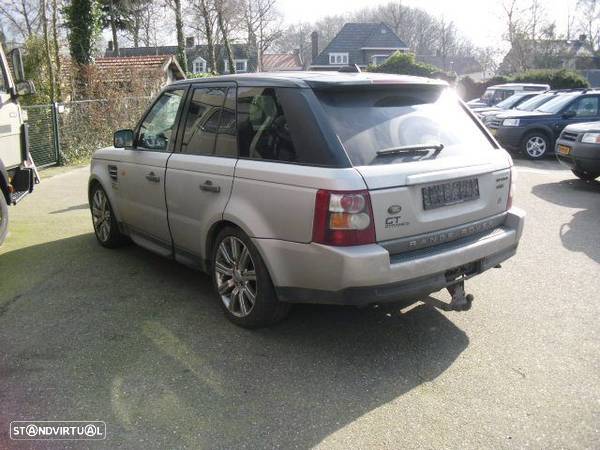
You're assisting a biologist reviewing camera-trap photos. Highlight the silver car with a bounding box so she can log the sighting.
[88,72,525,327]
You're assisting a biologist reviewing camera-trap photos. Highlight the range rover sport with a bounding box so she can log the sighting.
[88,72,525,328]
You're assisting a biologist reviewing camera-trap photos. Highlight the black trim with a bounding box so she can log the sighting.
[275,245,517,306]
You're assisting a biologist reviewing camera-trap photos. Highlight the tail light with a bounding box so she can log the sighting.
[507,167,515,210]
[313,190,376,246]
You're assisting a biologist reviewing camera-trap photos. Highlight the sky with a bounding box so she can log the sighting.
[277,0,580,50]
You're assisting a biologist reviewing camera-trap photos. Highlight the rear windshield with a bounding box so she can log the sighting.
[316,86,494,166]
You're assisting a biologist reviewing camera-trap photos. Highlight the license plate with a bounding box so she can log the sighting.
[558,144,571,155]
[422,178,480,210]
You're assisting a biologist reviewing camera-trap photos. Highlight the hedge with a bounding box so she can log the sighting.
[367,52,450,79]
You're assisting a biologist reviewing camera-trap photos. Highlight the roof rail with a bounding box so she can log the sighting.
[338,64,361,73]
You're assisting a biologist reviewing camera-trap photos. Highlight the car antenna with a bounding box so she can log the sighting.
[338,64,361,73]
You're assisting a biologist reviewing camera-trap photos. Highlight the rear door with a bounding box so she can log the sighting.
[117,88,186,256]
[166,83,237,267]
[315,85,512,245]
[555,95,600,138]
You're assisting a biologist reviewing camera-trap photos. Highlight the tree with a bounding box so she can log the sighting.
[40,0,55,100]
[214,0,234,73]
[0,0,41,40]
[189,0,217,71]
[64,0,102,67]
[578,0,600,53]
[165,0,187,72]
[242,0,280,71]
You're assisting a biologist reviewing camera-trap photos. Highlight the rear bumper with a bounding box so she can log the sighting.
[255,208,526,306]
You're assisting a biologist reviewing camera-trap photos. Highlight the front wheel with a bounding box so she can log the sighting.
[522,132,550,159]
[572,169,599,181]
[0,193,8,246]
[89,184,127,248]
[212,227,290,328]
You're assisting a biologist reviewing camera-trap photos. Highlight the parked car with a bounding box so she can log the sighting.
[467,83,550,108]
[88,72,525,327]
[480,90,574,126]
[555,122,600,180]
[472,92,539,117]
[487,89,600,159]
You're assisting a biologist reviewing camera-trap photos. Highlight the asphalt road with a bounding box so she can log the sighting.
[0,159,598,449]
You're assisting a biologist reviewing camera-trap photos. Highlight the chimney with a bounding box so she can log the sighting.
[108,40,113,52]
[311,31,318,62]
[186,36,195,48]
[579,34,587,42]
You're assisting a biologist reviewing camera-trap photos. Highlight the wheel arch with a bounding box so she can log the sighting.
[88,175,123,223]
[522,126,553,145]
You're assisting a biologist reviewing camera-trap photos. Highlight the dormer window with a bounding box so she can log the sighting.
[192,57,207,74]
[329,53,349,65]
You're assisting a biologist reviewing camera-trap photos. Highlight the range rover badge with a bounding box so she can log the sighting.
[387,205,402,214]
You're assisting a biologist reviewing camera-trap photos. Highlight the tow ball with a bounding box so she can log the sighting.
[424,280,474,312]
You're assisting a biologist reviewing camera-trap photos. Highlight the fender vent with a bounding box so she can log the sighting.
[108,165,118,181]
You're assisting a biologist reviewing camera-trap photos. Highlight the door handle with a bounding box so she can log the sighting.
[145,172,160,183]
[199,180,220,193]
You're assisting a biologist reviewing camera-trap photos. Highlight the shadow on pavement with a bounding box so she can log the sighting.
[512,154,568,171]
[50,203,89,214]
[0,234,468,449]
[531,178,600,264]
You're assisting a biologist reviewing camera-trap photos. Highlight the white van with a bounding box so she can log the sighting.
[468,83,550,108]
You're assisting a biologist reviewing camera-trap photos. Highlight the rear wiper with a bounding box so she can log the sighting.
[376,143,445,156]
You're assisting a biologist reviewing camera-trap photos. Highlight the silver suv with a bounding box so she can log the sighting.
[88,72,525,327]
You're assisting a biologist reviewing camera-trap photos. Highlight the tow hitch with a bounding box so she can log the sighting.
[424,280,474,312]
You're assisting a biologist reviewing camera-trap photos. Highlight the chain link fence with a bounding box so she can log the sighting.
[24,96,151,167]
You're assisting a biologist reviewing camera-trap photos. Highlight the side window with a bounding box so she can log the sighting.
[214,87,237,157]
[237,87,297,162]
[181,87,226,155]
[569,96,599,117]
[138,89,185,151]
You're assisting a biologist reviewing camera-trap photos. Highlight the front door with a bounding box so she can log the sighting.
[556,95,600,139]
[166,84,237,267]
[117,88,186,256]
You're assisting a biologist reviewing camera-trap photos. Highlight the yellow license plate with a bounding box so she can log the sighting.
[558,145,571,155]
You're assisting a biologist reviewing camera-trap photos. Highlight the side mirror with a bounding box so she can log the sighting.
[563,110,576,119]
[114,129,134,148]
[9,48,26,83]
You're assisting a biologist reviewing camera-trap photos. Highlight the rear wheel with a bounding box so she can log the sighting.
[212,227,290,328]
[522,132,549,159]
[89,184,127,248]
[0,193,8,246]
[572,169,599,181]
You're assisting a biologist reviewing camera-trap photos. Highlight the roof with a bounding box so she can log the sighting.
[93,55,186,82]
[262,53,303,72]
[170,71,447,89]
[312,23,409,67]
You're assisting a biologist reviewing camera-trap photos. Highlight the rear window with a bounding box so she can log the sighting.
[315,86,495,166]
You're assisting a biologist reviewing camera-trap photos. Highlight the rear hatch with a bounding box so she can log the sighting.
[314,84,512,245]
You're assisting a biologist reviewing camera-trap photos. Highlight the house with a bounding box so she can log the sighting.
[309,23,409,70]
[106,39,257,74]
[499,34,600,74]
[93,55,185,85]
[261,51,303,71]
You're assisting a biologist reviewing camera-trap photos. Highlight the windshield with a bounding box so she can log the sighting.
[496,94,527,109]
[536,93,579,113]
[481,89,495,101]
[516,94,553,111]
[316,86,494,166]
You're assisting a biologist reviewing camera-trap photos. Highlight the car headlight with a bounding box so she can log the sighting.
[502,118,520,126]
[581,132,600,144]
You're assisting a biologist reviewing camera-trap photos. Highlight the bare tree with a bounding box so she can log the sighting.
[242,0,280,71]
[51,0,61,99]
[165,0,188,71]
[578,0,600,53]
[0,0,41,40]
[188,0,217,71]
[41,0,56,100]
[214,0,235,73]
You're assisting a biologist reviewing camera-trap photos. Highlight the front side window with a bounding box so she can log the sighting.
[237,87,296,162]
[181,87,226,155]
[316,86,495,166]
[569,96,599,117]
[138,89,185,151]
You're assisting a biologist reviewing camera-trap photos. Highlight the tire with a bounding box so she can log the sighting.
[211,226,290,328]
[89,184,127,248]
[572,169,599,181]
[521,132,550,159]
[0,193,8,246]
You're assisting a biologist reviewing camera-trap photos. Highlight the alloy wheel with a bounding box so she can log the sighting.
[525,136,546,158]
[214,236,257,318]
[91,189,111,242]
